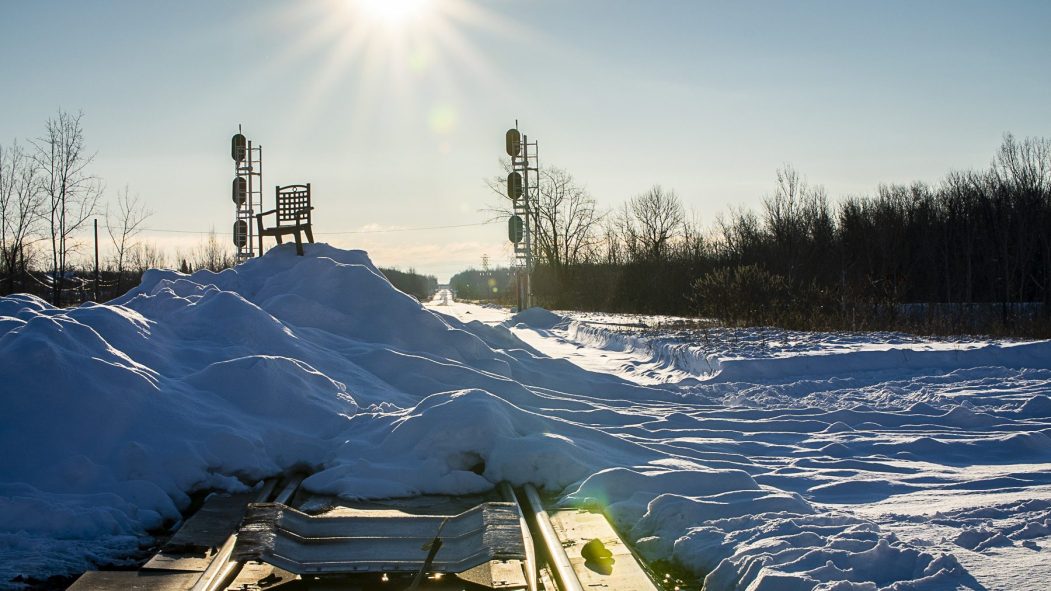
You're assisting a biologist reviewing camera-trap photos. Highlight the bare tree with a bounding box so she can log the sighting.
[616,201,641,261]
[106,186,152,293]
[128,241,167,275]
[680,208,707,260]
[993,133,1051,193]
[598,208,624,265]
[486,162,602,271]
[190,230,235,272]
[761,165,833,283]
[0,140,44,294]
[533,167,600,272]
[629,185,685,262]
[31,110,102,305]
[714,206,762,263]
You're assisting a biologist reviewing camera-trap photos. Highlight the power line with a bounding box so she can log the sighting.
[138,220,500,236]
[137,227,212,234]
[318,221,499,235]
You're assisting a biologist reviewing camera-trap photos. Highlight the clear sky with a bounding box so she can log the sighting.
[2,0,1050,281]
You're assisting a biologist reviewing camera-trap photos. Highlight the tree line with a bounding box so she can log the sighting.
[484,134,1051,336]
[380,267,439,301]
[449,267,515,301]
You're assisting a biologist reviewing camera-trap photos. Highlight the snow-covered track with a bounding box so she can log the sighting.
[68,475,300,591]
[69,477,662,591]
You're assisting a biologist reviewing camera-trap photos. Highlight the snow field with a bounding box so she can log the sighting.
[491,306,1051,589]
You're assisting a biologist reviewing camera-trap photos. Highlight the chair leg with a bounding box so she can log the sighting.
[258,231,264,257]
[275,234,283,245]
[305,225,314,243]
[294,230,304,256]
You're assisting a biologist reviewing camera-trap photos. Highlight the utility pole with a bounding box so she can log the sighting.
[93,218,99,301]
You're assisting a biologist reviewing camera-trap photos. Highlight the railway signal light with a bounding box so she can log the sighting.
[507,172,523,201]
[232,176,247,206]
[505,128,521,157]
[508,215,524,244]
[233,219,248,248]
[231,133,247,162]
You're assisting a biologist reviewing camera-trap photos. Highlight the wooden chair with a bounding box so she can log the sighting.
[257,184,314,256]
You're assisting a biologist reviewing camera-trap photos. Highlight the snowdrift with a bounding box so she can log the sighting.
[566,318,1051,383]
[1,244,1044,590]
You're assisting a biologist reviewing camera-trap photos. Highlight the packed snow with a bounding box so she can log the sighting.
[1,245,1049,590]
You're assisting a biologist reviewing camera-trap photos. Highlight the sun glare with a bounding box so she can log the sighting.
[355,0,431,25]
[265,0,524,141]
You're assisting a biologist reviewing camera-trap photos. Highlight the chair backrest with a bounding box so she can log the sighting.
[276,184,311,224]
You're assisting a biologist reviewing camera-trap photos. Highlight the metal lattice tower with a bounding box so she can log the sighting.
[231,126,263,260]
[505,123,539,310]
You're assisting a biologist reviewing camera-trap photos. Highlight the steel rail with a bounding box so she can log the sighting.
[521,484,584,591]
[499,482,538,591]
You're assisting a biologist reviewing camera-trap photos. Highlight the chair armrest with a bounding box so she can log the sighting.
[255,209,278,221]
[293,206,314,221]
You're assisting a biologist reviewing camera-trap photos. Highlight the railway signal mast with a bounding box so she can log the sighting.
[231,127,263,260]
[505,124,538,310]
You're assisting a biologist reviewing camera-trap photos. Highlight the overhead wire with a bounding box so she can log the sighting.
[137,220,500,236]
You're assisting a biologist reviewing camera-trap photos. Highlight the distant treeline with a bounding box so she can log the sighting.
[449,267,516,302]
[0,226,242,305]
[379,267,439,301]
[481,134,1051,336]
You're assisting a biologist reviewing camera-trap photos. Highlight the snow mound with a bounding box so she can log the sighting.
[822,421,856,433]
[509,307,567,330]
[0,245,657,584]
[1017,395,1051,418]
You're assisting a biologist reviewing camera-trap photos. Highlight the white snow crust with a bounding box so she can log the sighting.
[1,244,1050,590]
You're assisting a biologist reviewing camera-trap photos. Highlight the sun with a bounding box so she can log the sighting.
[262,0,522,136]
[354,0,432,25]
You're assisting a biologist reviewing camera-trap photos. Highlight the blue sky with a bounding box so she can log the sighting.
[2,0,1050,280]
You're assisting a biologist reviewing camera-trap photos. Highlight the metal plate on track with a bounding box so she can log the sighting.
[234,501,526,575]
[143,492,253,572]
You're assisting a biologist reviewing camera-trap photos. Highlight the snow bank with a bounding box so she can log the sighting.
[566,317,1051,384]
[714,341,1051,383]
[567,320,721,376]
[0,246,658,585]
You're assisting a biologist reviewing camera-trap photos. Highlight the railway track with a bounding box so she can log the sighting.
[68,476,660,591]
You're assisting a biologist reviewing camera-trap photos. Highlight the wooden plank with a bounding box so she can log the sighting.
[547,510,659,591]
[143,493,252,572]
[222,561,299,590]
[67,571,200,591]
[456,560,529,590]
